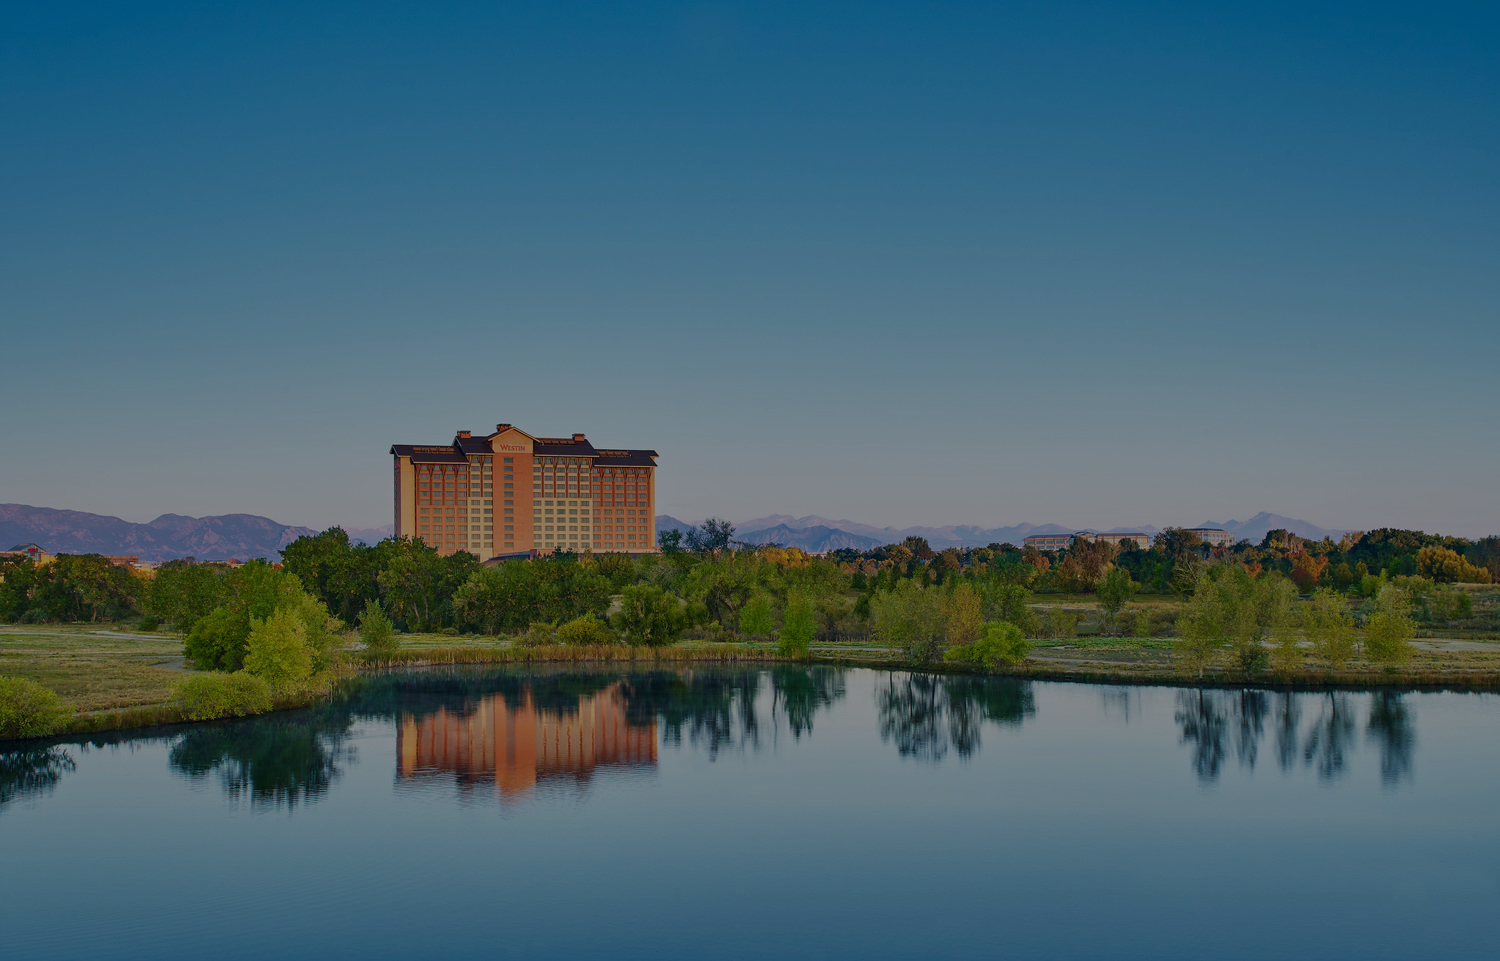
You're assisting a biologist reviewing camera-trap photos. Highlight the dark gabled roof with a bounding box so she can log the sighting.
[594,449,659,467]
[390,444,467,464]
[533,437,601,457]
[456,436,492,454]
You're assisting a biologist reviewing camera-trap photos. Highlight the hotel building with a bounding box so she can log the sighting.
[391,422,659,559]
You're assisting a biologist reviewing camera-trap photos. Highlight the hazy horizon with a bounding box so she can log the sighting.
[5,3,1496,537]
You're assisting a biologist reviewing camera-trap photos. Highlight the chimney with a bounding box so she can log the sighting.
[496,423,511,432]
[457,430,472,439]
[573,433,586,442]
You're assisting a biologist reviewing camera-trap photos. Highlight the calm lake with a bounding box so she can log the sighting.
[2,667,1496,960]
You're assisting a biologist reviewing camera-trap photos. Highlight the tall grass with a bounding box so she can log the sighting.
[381,642,775,666]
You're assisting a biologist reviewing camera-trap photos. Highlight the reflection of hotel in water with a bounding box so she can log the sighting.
[397,682,657,802]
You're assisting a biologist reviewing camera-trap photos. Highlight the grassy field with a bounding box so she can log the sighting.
[0,626,185,713]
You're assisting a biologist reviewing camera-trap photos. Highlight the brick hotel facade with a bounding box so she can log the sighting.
[391,423,658,559]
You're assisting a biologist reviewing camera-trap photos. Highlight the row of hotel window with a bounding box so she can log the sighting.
[417,524,648,533]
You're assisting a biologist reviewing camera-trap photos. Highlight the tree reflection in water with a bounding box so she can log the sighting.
[622,669,767,759]
[770,666,847,739]
[1175,688,1412,786]
[1366,692,1415,787]
[877,672,1036,761]
[1273,692,1301,773]
[1302,693,1356,782]
[1175,690,1230,781]
[169,709,355,809]
[0,745,76,811]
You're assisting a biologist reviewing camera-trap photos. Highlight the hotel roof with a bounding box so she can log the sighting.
[392,437,658,466]
[594,449,659,467]
[533,436,601,457]
[390,444,468,464]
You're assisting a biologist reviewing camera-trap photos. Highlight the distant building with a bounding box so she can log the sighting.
[1188,528,1236,548]
[391,421,659,559]
[2,543,51,564]
[1022,533,1074,552]
[1078,531,1153,551]
[99,555,139,568]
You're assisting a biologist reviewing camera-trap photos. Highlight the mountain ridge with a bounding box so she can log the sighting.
[0,504,316,563]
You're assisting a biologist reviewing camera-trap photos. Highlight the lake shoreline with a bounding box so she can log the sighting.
[11,639,1500,745]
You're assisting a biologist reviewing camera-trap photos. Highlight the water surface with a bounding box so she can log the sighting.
[2,667,1496,960]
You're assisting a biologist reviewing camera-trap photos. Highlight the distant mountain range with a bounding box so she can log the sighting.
[1,504,318,563]
[345,525,394,546]
[1,501,1352,564]
[657,511,1350,552]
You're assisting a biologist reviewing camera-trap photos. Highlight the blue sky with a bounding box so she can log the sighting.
[3,2,1496,536]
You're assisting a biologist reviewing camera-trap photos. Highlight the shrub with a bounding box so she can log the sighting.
[184,605,250,671]
[137,614,160,632]
[0,676,71,740]
[359,605,400,663]
[947,622,1032,670]
[557,614,616,646]
[174,672,274,721]
[516,622,557,648]
[609,585,688,646]
[1045,607,1078,639]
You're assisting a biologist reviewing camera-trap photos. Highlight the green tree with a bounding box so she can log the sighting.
[1096,566,1136,630]
[870,580,946,664]
[1171,556,1207,599]
[610,584,687,646]
[1365,585,1417,667]
[1303,589,1356,670]
[358,605,400,663]
[375,538,450,630]
[1260,575,1296,674]
[144,560,225,632]
[242,608,315,692]
[942,584,983,649]
[1156,528,1205,564]
[184,605,251,671]
[739,593,775,641]
[778,594,817,658]
[453,563,535,633]
[1176,567,1293,675]
[240,588,343,690]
